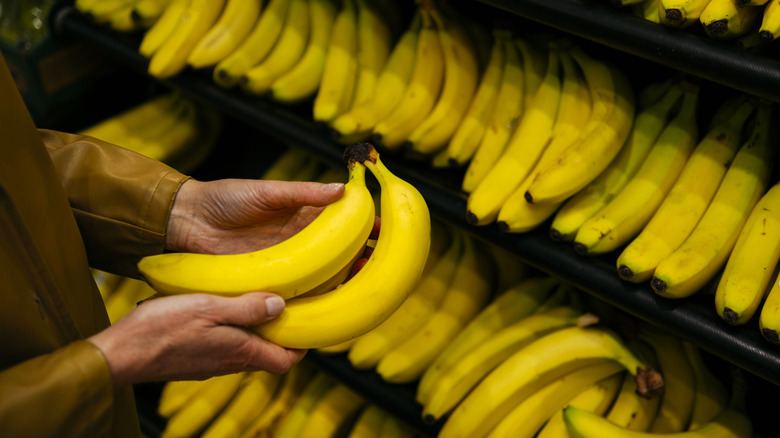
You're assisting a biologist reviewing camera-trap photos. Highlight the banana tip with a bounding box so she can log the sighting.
[664,8,683,24]
[422,413,437,425]
[524,191,534,204]
[573,242,588,256]
[549,228,562,241]
[617,265,634,281]
[721,307,740,325]
[650,276,666,294]
[447,158,459,168]
[761,328,779,344]
[496,221,510,233]
[344,142,377,165]
[635,365,664,399]
[759,30,775,42]
[707,19,728,35]
[465,211,479,225]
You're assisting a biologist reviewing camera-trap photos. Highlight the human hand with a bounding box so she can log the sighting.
[88,293,304,387]
[164,178,346,254]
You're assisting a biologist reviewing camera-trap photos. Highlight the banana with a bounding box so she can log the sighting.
[405,5,480,155]
[103,277,157,324]
[549,79,684,242]
[298,383,366,438]
[561,405,752,438]
[639,327,696,432]
[135,99,202,163]
[437,326,663,438]
[168,106,222,174]
[487,362,625,438]
[200,371,282,438]
[370,5,445,151]
[715,178,780,325]
[254,143,431,349]
[700,0,763,39]
[147,0,226,79]
[139,0,190,57]
[186,0,261,69]
[273,371,337,438]
[212,0,290,88]
[682,341,729,430]
[517,36,549,113]
[161,372,246,438]
[379,414,416,438]
[138,158,374,300]
[415,276,561,406]
[525,47,636,205]
[329,13,421,142]
[81,0,137,23]
[347,404,387,438]
[421,307,589,423]
[375,233,493,384]
[239,0,311,96]
[92,269,125,302]
[604,368,662,431]
[79,93,178,144]
[108,5,144,32]
[758,265,780,344]
[617,97,755,283]
[758,0,780,40]
[260,147,311,181]
[158,379,207,419]
[312,0,359,124]
[633,0,663,22]
[131,0,172,27]
[347,228,463,370]
[465,48,562,226]
[443,29,509,167]
[572,83,699,256]
[659,0,714,27]
[487,243,531,293]
[651,102,774,299]
[348,0,393,112]
[496,48,593,233]
[460,37,528,193]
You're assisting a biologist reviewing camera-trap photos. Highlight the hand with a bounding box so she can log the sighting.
[164,178,346,254]
[88,293,304,387]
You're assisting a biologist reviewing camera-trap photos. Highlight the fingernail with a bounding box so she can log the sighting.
[321,183,344,192]
[265,296,285,317]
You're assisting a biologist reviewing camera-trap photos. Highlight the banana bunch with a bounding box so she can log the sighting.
[74,0,171,32]
[92,269,158,323]
[345,403,417,438]
[79,92,222,174]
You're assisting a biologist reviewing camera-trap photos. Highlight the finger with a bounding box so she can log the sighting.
[261,181,345,209]
[212,293,286,327]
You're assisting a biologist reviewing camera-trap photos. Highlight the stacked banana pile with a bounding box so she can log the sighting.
[92,269,158,324]
[78,92,222,174]
[617,0,780,45]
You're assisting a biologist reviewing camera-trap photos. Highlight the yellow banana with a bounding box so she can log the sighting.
[700,0,763,39]
[549,79,684,242]
[108,5,144,32]
[134,99,202,163]
[212,0,290,88]
[239,0,311,96]
[186,0,261,69]
[758,0,780,40]
[659,0,714,27]
[715,178,780,325]
[415,276,561,407]
[465,48,562,226]
[461,37,528,193]
[260,147,311,181]
[200,371,282,438]
[379,413,416,438]
[375,233,493,384]
[617,97,755,283]
[525,47,636,205]
[157,379,208,419]
[651,102,774,299]
[487,362,624,438]
[370,6,445,151]
[633,0,663,22]
[682,341,729,430]
[438,326,662,438]
[312,0,359,124]
[79,93,178,144]
[254,143,431,349]
[572,83,699,256]
[487,243,530,293]
[161,372,246,438]
[298,383,366,438]
[81,0,137,23]
[443,29,509,167]
[421,307,587,423]
[131,0,172,27]
[139,0,191,57]
[273,371,337,438]
[348,0,393,111]
[147,0,226,79]
[405,5,480,155]
[103,277,157,324]
[758,267,780,344]
[138,159,374,300]
[516,36,548,113]
[604,368,662,431]
[347,404,387,438]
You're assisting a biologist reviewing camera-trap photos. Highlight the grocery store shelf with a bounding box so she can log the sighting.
[52,0,780,409]
[477,0,780,103]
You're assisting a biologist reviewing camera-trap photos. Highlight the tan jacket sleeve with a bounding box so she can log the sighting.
[39,129,190,278]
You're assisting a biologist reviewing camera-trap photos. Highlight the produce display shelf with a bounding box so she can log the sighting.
[477,0,780,104]
[51,0,780,430]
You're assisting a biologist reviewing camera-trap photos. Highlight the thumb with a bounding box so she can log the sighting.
[261,181,345,209]
[215,293,286,326]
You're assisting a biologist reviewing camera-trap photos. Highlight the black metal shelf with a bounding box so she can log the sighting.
[51,2,780,433]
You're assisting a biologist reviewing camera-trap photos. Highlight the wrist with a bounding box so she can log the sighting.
[165,179,200,252]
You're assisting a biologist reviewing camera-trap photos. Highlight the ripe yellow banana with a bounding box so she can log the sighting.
[371,6,445,151]
[443,29,509,167]
[376,233,493,384]
[107,5,144,33]
[103,277,157,324]
[312,0,359,124]
[461,37,530,193]
[659,0,714,27]
[700,0,763,39]
[200,371,282,438]
[254,144,431,349]
[517,37,548,113]
[131,0,172,27]
[298,383,366,438]
[138,159,374,300]
[348,0,393,111]
[633,0,663,22]
[604,368,662,431]
[415,275,561,407]
[260,147,311,181]
[79,93,178,144]
[525,47,636,205]
[135,99,203,163]
[186,0,262,69]
[347,404,387,438]
[549,79,684,242]
[758,266,780,344]
[212,0,290,88]
[139,0,191,57]
[329,12,421,142]
[682,341,729,430]
[617,97,755,283]
[157,379,207,419]
[715,178,780,326]
[758,0,780,40]
[239,0,311,96]
[572,83,699,256]
[487,362,624,438]
[379,413,416,438]
[438,326,662,438]
[651,102,774,299]
[273,371,337,438]
[421,306,587,423]
[561,405,752,438]
[81,0,137,23]
[405,6,480,155]
[465,48,562,226]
